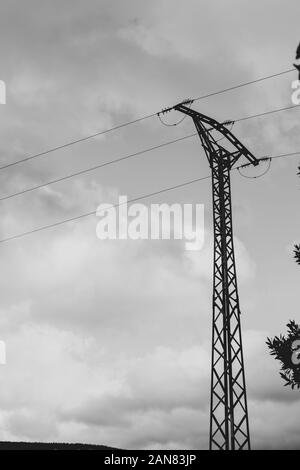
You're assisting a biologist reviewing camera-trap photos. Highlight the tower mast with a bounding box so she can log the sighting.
[172,103,258,450]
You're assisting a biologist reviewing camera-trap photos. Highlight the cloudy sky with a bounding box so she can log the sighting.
[0,0,299,449]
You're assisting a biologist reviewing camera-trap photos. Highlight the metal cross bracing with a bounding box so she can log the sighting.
[172,103,259,450]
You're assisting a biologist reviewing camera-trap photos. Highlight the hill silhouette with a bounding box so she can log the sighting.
[0,441,117,450]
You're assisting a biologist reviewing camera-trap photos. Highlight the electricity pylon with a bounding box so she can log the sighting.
[163,101,258,450]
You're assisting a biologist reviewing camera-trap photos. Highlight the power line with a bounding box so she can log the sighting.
[234,104,298,123]
[237,158,272,179]
[235,150,300,169]
[268,151,300,160]
[193,68,294,102]
[0,175,211,244]
[235,149,300,178]
[0,133,197,202]
[0,68,295,172]
[0,103,299,202]
[0,150,299,245]
[0,112,158,172]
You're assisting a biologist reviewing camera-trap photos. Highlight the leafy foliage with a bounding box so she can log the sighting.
[294,166,300,265]
[294,244,300,265]
[266,321,300,389]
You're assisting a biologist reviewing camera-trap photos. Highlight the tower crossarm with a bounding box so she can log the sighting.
[173,104,259,168]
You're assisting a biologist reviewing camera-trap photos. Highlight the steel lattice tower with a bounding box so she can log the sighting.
[171,102,258,450]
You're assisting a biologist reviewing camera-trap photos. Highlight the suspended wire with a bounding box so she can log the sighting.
[0,68,295,172]
[0,133,198,202]
[0,112,157,172]
[237,158,272,179]
[235,149,300,178]
[0,67,297,244]
[157,103,298,145]
[0,151,299,245]
[234,104,297,123]
[193,68,295,102]
[158,112,188,127]
[157,100,192,127]
[0,103,298,204]
[0,175,212,244]
[267,151,300,160]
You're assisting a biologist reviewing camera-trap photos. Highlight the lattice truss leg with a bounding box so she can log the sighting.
[209,149,250,450]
